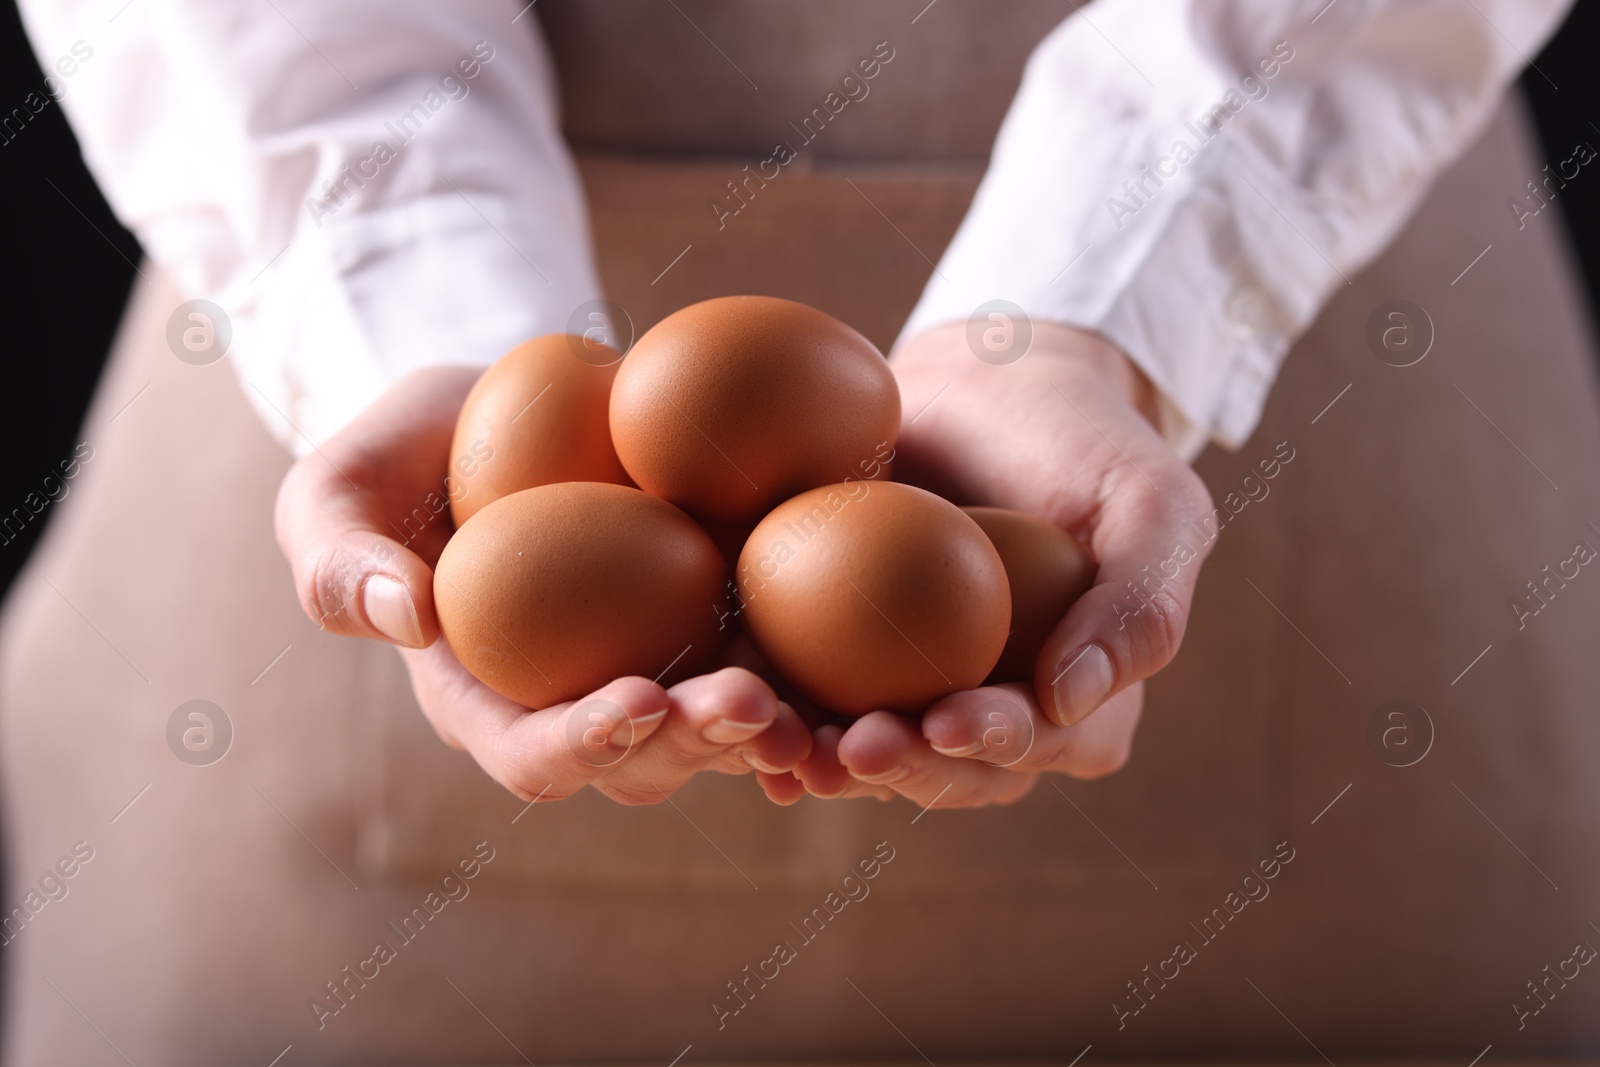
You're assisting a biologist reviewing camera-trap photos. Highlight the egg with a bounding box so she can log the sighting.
[609,296,900,524]
[434,482,727,709]
[737,481,1010,715]
[448,334,631,528]
[963,507,1097,683]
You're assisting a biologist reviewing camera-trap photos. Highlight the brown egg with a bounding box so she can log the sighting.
[448,334,631,528]
[737,482,1010,715]
[435,482,727,709]
[964,507,1097,683]
[609,296,899,524]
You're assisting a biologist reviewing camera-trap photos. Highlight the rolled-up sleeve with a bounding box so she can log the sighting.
[898,0,1573,460]
[17,0,600,454]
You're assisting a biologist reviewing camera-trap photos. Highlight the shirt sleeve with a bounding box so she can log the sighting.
[897,0,1574,460]
[17,0,602,454]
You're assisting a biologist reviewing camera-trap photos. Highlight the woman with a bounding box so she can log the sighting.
[4,0,1598,1061]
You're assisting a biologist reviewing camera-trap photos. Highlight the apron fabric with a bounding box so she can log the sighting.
[4,5,1600,1063]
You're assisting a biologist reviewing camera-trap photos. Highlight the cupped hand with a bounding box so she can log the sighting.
[273,365,811,805]
[775,321,1214,809]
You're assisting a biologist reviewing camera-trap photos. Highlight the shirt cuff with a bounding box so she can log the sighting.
[896,0,1569,464]
[897,101,1333,465]
[219,187,602,454]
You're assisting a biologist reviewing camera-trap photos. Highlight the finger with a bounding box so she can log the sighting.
[756,770,808,806]
[835,711,1037,809]
[285,527,437,647]
[401,640,670,802]
[1036,457,1214,727]
[921,682,1143,779]
[1053,684,1142,780]
[742,702,814,774]
[595,669,802,802]
[274,366,477,648]
[920,685,1042,766]
[792,725,897,801]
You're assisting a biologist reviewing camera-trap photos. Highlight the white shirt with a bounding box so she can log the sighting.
[19,0,1571,460]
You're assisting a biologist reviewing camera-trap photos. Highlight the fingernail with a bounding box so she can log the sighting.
[742,751,787,774]
[363,575,424,648]
[605,707,668,750]
[850,766,911,785]
[1052,644,1113,725]
[929,739,987,758]
[702,717,771,744]
[627,707,669,732]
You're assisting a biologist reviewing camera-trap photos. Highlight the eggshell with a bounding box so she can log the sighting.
[737,481,1010,715]
[448,334,631,528]
[963,507,1097,683]
[609,296,900,524]
[435,482,727,709]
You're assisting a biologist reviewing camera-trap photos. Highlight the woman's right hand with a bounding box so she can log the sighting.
[273,366,812,805]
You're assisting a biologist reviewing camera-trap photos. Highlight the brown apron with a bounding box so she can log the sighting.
[5,4,1600,1062]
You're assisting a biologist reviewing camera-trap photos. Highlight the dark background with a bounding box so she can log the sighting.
[0,1,1597,601]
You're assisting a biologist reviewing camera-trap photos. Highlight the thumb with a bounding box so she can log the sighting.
[1035,463,1214,727]
[271,367,479,647]
[278,502,435,646]
[275,458,441,648]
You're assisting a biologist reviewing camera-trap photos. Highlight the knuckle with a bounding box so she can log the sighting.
[313,442,384,499]
[496,761,546,803]
[597,781,667,806]
[489,724,569,802]
[500,760,571,804]
[1169,464,1214,519]
[300,539,403,634]
[507,780,574,804]
[1106,586,1186,680]
[298,548,351,631]
[1065,741,1132,780]
[1122,463,1212,528]
[1124,584,1186,673]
